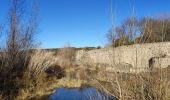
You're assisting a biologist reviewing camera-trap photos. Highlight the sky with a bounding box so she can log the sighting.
[0,0,170,48]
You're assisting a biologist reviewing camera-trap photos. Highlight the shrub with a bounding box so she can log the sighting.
[45,65,65,79]
[95,68,170,100]
[56,45,76,68]
[28,50,56,76]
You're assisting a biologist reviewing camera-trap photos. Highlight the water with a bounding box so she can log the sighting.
[50,87,117,100]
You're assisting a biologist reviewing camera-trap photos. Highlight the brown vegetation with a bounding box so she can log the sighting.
[0,0,169,100]
[0,0,56,99]
[92,68,170,100]
[56,44,76,68]
[107,16,170,47]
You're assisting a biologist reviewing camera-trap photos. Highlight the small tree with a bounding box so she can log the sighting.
[0,0,39,98]
[57,44,76,68]
[107,17,138,47]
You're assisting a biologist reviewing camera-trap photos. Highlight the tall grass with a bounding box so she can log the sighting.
[56,45,76,68]
[95,68,170,100]
[28,50,56,76]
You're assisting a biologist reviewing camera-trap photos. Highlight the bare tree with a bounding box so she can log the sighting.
[107,16,170,47]
[3,0,39,71]
[0,0,39,98]
[138,17,170,43]
[107,17,138,47]
[57,43,76,68]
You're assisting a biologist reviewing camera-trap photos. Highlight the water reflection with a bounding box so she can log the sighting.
[50,87,117,100]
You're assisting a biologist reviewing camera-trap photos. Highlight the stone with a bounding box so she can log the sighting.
[75,42,170,72]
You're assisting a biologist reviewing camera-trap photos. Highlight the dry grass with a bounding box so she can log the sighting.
[14,50,59,99]
[92,68,170,100]
[57,78,86,88]
[28,50,56,76]
[56,45,76,68]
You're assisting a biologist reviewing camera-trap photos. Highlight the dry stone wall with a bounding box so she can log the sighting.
[76,42,170,72]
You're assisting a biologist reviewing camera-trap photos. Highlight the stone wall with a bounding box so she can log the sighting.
[151,57,170,69]
[76,42,170,72]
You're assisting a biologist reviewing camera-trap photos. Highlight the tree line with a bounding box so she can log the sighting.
[107,16,170,47]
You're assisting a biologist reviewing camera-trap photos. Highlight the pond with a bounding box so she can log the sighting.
[50,87,117,100]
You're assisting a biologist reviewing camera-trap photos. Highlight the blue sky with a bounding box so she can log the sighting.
[0,0,170,48]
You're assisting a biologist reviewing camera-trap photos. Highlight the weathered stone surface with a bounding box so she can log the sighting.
[76,42,170,72]
[151,57,170,68]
